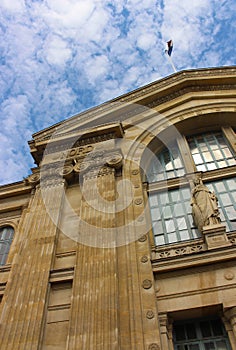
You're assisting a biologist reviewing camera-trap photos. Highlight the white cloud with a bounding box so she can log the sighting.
[43,35,72,66]
[0,0,25,13]
[0,0,235,184]
[137,33,157,51]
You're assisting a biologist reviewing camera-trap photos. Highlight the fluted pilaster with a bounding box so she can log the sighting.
[0,178,66,350]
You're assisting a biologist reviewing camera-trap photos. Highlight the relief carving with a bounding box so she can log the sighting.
[28,148,123,185]
[106,153,123,169]
[25,173,40,185]
[191,175,221,231]
[148,344,160,350]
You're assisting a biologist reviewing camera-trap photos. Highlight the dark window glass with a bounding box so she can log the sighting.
[173,318,231,350]
[0,226,14,265]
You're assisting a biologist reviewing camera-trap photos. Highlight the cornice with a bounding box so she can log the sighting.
[30,67,236,143]
[29,122,124,165]
[0,181,32,198]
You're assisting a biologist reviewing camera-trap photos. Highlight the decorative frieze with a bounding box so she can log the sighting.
[152,240,207,260]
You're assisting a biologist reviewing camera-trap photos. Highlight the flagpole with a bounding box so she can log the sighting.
[166,52,177,73]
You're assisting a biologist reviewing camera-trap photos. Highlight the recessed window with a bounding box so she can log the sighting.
[207,178,236,232]
[147,128,236,246]
[147,141,185,183]
[149,187,201,245]
[187,132,236,172]
[173,317,231,350]
[0,226,14,265]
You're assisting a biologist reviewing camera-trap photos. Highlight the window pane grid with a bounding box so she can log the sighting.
[0,226,14,266]
[147,142,185,183]
[207,178,236,232]
[149,188,202,246]
[174,318,231,350]
[188,132,236,171]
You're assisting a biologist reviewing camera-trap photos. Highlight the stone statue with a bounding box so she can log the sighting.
[191,176,221,231]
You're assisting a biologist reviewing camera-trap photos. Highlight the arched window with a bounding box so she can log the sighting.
[0,226,14,265]
[147,128,236,246]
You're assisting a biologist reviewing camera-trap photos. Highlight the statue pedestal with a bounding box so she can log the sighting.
[202,224,231,250]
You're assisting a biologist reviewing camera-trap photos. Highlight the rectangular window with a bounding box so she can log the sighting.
[149,187,201,246]
[207,178,236,232]
[187,132,236,172]
[0,226,14,266]
[147,142,185,183]
[173,318,232,350]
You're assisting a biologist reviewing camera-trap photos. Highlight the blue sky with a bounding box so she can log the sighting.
[0,0,236,185]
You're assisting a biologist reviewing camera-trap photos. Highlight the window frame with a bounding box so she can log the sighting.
[173,317,232,350]
[0,225,15,266]
[147,126,236,247]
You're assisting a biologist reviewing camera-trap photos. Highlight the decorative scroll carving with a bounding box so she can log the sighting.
[25,173,40,185]
[106,153,123,169]
[191,175,221,232]
[58,165,74,177]
[27,148,123,186]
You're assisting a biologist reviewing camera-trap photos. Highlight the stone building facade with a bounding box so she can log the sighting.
[0,66,236,349]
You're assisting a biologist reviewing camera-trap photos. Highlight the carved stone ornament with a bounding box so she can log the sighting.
[138,235,147,242]
[134,198,143,205]
[106,153,123,169]
[148,343,160,350]
[58,165,73,177]
[224,271,235,280]
[191,175,221,231]
[26,173,40,185]
[141,255,148,263]
[132,169,139,175]
[142,279,152,289]
[73,161,90,173]
[146,310,155,319]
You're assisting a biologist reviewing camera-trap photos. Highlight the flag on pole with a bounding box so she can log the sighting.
[165,40,173,56]
[164,39,177,72]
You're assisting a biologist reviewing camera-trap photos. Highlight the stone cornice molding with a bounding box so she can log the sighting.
[29,123,124,165]
[30,67,236,143]
[30,67,236,142]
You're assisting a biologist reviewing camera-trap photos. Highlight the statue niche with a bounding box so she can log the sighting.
[191,176,221,232]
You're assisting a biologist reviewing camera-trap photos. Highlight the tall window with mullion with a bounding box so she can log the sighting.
[207,178,236,232]
[187,132,236,172]
[147,141,185,183]
[173,317,232,350]
[0,226,14,265]
[149,187,200,246]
